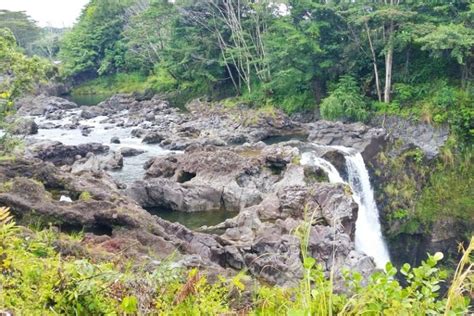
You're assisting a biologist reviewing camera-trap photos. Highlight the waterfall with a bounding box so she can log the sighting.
[301,146,390,269]
[343,152,390,268]
[301,153,344,183]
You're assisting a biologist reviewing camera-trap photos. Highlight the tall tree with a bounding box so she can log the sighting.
[122,0,176,73]
[59,0,133,79]
[343,1,414,103]
[0,10,41,54]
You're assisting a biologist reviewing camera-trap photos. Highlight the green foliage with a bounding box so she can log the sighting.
[415,149,474,226]
[71,72,148,96]
[381,80,473,144]
[0,10,40,54]
[320,75,369,122]
[146,66,178,92]
[57,0,472,124]
[59,0,132,78]
[0,207,472,315]
[78,191,91,201]
[0,28,54,155]
[0,28,53,103]
[31,27,67,60]
[417,23,474,66]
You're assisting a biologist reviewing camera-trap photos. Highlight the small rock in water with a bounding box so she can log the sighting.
[120,147,146,157]
[59,195,73,203]
[110,136,121,144]
[81,127,93,136]
[131,128,146,138]
[142,131,165,144]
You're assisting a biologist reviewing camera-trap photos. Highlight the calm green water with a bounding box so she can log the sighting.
[146,207,238,230]
[67,94,112,106]
[263,134,308,145]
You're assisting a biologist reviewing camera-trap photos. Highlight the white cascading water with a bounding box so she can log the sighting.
[301,146,390,268]
[300,154,344,183]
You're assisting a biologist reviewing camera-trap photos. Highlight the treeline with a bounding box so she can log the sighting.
[0,1,471,141]
[59,1,471,128]
[0,10,66,60]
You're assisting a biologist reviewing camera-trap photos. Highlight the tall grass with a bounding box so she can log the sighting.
[71,72,148,95]
[444,237,474,315]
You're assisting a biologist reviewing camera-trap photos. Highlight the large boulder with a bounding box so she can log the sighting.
[129,146,285,213]
[142,131,166,144]
[71,151,123,174]
[15,95,78,116]
[9,118,38,135]
[29,141,109,165]
[120,147,146,157]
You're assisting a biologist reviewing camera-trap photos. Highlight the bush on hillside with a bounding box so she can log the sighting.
[320,75,369,122]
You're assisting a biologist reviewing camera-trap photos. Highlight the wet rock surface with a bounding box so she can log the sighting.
[307,120,386,161]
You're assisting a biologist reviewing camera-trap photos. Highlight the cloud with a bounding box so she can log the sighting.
[0,0,89,27]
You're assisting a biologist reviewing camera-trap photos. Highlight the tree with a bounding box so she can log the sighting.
[0,28,52,116]
[59,0,132,79]
[320,75,369,122]
[122,0,176,73]
[31,27,66,60]
[417,24,473,89]
[0,10,41,54]
[342,1,415,103]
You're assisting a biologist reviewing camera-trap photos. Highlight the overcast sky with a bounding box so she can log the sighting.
[0,0,89,27]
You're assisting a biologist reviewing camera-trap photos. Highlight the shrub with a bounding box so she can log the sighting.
[79,191,91,201]
[415,149,473,227]
[320,75,369,122]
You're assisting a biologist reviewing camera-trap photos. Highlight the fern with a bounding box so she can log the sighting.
[0,206,13,225]
[0,206,16,242]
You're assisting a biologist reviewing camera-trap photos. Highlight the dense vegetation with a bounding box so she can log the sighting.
[60,1,472,130]
[0,207,472,315]
[0,10,66,59]
[0,27,55,154]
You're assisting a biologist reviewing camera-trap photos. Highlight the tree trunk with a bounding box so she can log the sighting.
[384,20,394,103]
[365,21,382,102]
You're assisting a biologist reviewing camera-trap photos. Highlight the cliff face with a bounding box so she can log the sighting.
[368,115,471,267]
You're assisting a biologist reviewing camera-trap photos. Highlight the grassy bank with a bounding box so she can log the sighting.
[71,73,150,96]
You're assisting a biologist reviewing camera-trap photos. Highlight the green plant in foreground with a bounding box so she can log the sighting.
[0,205,472,315]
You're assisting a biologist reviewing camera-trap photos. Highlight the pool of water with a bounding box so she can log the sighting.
[263,134,308,145]
[146,207,238,230]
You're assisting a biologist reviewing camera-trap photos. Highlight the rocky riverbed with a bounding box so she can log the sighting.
[1,93,455,286]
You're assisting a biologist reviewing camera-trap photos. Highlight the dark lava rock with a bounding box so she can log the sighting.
[142,131,165,144]
[30,141,109,165]
[110,137,121,144]
[120,147,146,157]
[10,118,38,135]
